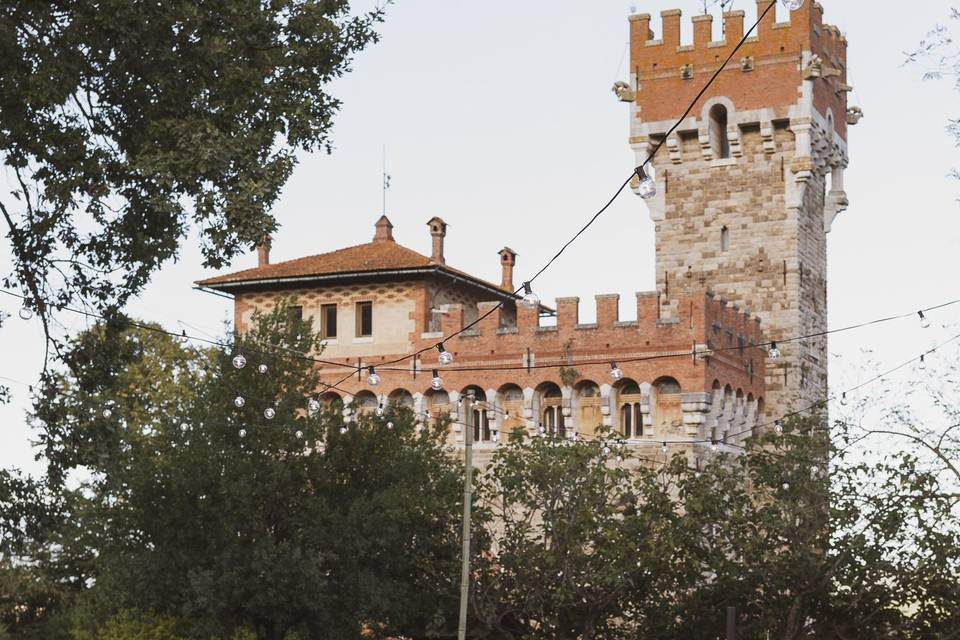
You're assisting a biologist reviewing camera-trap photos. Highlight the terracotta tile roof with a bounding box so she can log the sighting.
[196,239,515,300]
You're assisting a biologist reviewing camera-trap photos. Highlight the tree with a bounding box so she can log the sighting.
[13,302,465,639]
[473,419,960,640]
[907,9,960,181]
[0,1,385,353]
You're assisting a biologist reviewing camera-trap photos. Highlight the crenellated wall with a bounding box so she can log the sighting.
[315,290,765,462]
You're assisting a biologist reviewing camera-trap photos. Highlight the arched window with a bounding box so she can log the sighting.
[498,384,525,437]
[709,104,730,159]
[388,389,414,409]
[354,390,379,414]
[462,387,491,443]
[721,226,730,252]
[652,377,683,433]
[574,381,602,436]
[616,380,643,438]
[424,388,450,420]
[320,392,343,411]
[539,382,565,437]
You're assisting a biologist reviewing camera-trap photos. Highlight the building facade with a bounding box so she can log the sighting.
[198,1,853,461]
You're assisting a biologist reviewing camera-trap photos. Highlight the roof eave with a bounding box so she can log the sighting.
[195,266,520,302]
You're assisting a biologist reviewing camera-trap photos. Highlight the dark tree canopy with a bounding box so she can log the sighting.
[0,0,384,342]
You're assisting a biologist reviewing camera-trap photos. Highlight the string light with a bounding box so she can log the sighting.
[774,421,783,435]
[295,430,304,439]
[431,370,444,391]
[264,407,276,420]
[180,422,189,432]
[102,408,112,418]
[232,353,247,369]
[840,392,848,406]
[18,307,33,320]
[387,421,394,429]
[367,366,381,387]
[376,402,385,417]
[520,282,540,310]
[339,426,348,434]
[781,0,804,10]
[308,398,320,415]
[437,343,454,366]
[239,429,247,438]
[258,363,268,374]
[918,311,931,329]
[919,355,927,370]
[768,342,781,359]
[710,441,718,453]
[610,362,623,381]
[633,165,656,200]
[661,442,668,455]
[234,394,245,408]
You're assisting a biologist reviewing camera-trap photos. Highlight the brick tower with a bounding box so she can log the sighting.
[626,1,856,420]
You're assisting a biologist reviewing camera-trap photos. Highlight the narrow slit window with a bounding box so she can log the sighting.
[356,301,373,337]
[709,104,730,159]
[321,304,338,339]
[721,226,731,252]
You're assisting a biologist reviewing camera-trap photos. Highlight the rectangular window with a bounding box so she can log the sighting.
[356,301,373,337]
[321,304,338,339]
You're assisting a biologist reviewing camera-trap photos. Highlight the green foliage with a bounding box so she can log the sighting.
[17,302,464,639]
[0,0,385,322]
[72,610,181,640]
[474,420,960,639]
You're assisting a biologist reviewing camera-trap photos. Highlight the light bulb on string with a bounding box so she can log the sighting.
[102,408,112,418]
[295,430,304,439]
[366,366,381,387]
[710,440,718,453]
[840,392,848,407]
[376,403,385,417]
[781,0,804,10]
[520,282,540,310]
[919,355,927,370]
[264,407,276,420]
[632,165,657,199]
[234,394,245,408]
[257,363,268,374]
[437,343,454,366]
[610,362,623,381]
[774,421,783,435]
[239,429,247,438]
[18,307,33,320]
[661,442,668,455]
[339,426,348,434]
[918,311,931,329]
[308,398,321,415]
[232,353,247,369]
[431,369,444,391]
[180,422,189,432]
[768,342,781,360]
[387,421,394,430]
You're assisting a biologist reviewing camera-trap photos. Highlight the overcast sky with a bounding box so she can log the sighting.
[2,0,959,475]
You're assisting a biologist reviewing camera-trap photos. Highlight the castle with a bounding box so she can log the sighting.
[197,1,853,462]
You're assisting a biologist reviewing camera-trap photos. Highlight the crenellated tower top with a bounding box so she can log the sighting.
[629,1,849,141]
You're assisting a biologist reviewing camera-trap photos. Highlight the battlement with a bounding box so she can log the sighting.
[629,1,848,140]
[434,290,762,355]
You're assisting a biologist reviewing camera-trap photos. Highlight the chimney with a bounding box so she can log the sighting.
[427,217,447,264]
[498,247,517,292]
[373,215,395,242]
[257,235,272,267]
